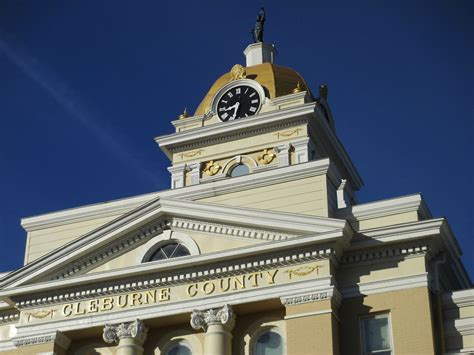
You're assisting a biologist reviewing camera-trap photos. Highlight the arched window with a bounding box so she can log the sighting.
[230,164,250,177]
[166,343,192,355]
[146,242,190,262]
[253,330,283,355]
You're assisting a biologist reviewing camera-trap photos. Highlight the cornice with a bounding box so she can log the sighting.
[1,229,347,302]
[11,242,340,308]
[155,102,316,158]
[336,193,432,223]
[442,289,474,309]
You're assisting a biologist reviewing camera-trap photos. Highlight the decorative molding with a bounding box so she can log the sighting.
[25,308,57,322]
[170,217,294,242]
[443,289,474,309]
[12,244,339,309]
[13,331,70,349]
[444,317,474,337]
[157,106,311,156]
[341,245,429,265]
[46,221,167,281]
[191,304,235,331]
[275,128,301,139]
[103,318,148,344]
[281,291,329,306]
[284,265,323,279]
[0,309,20,323]
[180,149,204,159]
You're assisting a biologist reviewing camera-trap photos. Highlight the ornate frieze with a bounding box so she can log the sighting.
[191,304,235,331]
[103,319,148,344]
[281,291,329,306]
[13,331,70,349]
[341,245,429,265]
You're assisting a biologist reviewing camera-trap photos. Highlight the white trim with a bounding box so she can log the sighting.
[337,193,432,222]
[340,273,429,298]
[284,309,333,320]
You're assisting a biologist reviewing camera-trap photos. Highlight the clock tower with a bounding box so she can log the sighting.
[156,41,362,218]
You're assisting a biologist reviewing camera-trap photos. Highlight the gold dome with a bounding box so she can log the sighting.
[194,63,312,116]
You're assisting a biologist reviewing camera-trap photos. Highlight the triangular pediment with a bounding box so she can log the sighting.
[0,197,349,292]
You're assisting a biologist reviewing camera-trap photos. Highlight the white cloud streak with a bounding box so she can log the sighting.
[0,30,159,185]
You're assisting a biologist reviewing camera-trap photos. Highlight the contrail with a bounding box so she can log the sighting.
[0,29,159,186]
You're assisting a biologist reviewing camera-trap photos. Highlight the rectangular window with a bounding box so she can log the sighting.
[360,313,393,355]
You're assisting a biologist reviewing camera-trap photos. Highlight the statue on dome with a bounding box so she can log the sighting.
[251,7,266,43]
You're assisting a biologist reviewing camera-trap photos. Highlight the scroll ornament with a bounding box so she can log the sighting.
[203,160,221,176]
[257,148,276,165]
[103,319,148,344]
[190,304,235,331]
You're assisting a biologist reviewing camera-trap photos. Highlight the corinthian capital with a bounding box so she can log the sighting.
[190,304,235,331]
[103,319,148,344]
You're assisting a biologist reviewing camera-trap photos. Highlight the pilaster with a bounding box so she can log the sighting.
[274,143,291,167]
[187,162,201,186]
[281,289,341,355]
[167,164,186,189]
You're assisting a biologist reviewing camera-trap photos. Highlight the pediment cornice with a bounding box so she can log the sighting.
[1,197,349,291]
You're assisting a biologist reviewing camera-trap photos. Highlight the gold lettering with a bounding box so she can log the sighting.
[130,292,142,306]
[248,272,262,287]
[233,275,246,290]
[143,290,157,304]
[117,295,128,308]
[220,278,231,292]
[62,304,73,317]
[265,269,279,284]
[101,297,114,311]
[187,284,198,297]
[74,302,86,315]
[203,282,216,294]
[88,300,99,313]
[159,288,170,301]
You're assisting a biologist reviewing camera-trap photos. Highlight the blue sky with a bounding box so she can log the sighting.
[0,1,472,279]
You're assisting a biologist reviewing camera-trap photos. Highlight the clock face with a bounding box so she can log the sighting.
[217,85,261,122]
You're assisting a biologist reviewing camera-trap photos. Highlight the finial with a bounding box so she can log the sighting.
[178,108,189,120]
[251,7,266,43]
[319,84,328,100]
[293,81,302,94]
[230,64,246,81]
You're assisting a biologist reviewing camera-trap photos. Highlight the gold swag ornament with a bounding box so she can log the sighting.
[230,64,246,80]
[257,148,276,165]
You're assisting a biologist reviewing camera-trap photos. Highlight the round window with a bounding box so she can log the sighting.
[146,243,190,262]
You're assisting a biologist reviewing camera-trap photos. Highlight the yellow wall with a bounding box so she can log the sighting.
[24,215,121,264]
[199,175,329,217]
[339,287,436,354]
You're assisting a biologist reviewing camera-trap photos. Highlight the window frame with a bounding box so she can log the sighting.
[162,339,193,355]
[359,312,394,355]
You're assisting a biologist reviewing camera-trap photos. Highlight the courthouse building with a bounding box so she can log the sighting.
[0,38,472,355]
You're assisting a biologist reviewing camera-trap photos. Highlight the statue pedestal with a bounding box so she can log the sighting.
[244,42,276,66]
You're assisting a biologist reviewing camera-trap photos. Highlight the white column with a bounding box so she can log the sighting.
[103,319,148,355]
[187,162,201,185]
[274,143,291,167]
[167,164,186,189]
[191,304,235,355]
